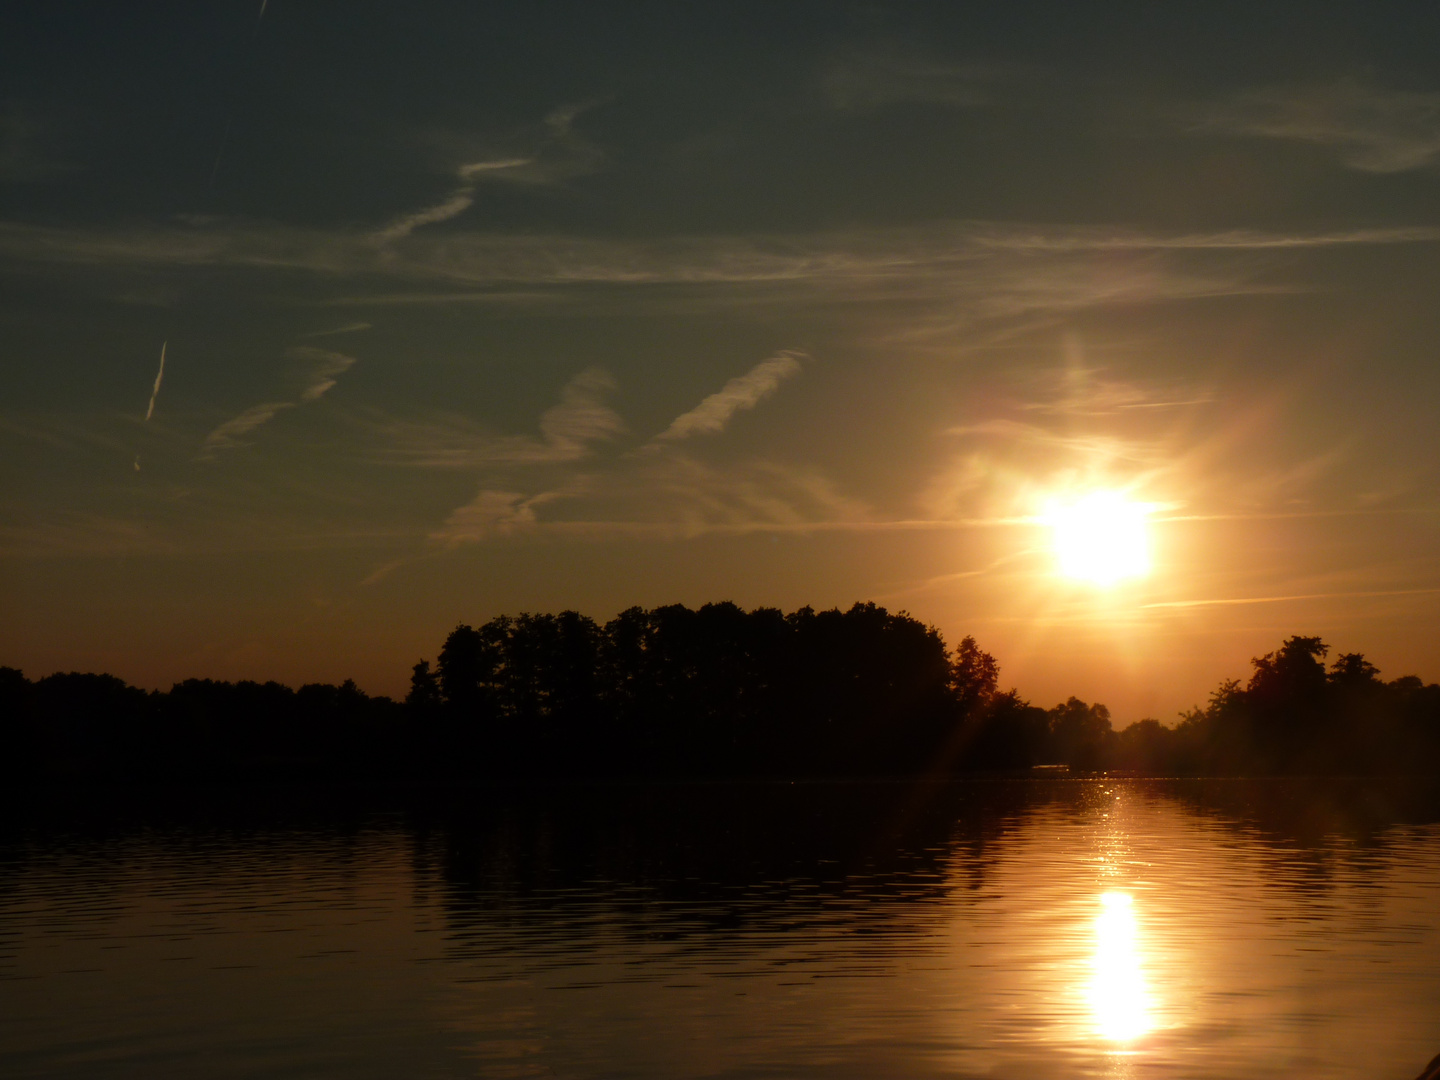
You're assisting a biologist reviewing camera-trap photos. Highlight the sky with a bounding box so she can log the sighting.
[4,1,1440,721]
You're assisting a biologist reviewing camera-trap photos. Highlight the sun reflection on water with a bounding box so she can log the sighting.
[1088,891,1151,1043]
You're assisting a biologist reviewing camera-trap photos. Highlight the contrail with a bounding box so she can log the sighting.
[258,0,268,20]
[145,340,166,421]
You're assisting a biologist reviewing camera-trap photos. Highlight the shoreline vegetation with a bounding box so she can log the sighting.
[4,602,1440,784]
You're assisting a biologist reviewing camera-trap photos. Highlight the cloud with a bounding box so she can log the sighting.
[301,321,372,338]
[408,358,863,548]
[656,351,805,442]
[400,353,1294,555]
[1015,361,1214,417]
[2,218,1436,295]
[3,217,1438,369]
[457,157,535,181]
[200,401,294,457]
[373,103,604,245]
[944,418,1155,463]
[372,158,531,244]
[373,189,475,244]
[430,489,543,545]
[361,367,622,469]
[1143,586,1440,610]
[1190,78,1440,173]
[291,346,356,402]
[427,454,874,546]
[200,347,356,458]
[356,412,545,469]
[627,454,868,536]
[539,367,626,454]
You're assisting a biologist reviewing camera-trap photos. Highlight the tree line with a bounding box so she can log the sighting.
[3,603,1440,782]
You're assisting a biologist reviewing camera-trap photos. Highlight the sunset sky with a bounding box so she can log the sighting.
[5,2,1440,721]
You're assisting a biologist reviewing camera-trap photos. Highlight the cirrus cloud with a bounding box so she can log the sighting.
[1190,78,1440,173]
[200,347,356,459]
[656,351,806,442]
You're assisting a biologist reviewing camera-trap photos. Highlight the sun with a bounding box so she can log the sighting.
[1045,491,1152,585]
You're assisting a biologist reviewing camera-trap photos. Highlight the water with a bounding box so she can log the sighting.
[3,779,1439,1079]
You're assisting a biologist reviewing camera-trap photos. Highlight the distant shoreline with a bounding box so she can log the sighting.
[7,603,1440,784]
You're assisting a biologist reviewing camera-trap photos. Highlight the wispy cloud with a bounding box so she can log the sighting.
[200,347,356,458]
[292,346,356,402]
[430,489,545,544]
[656,351,805,442]
[200,401,295,457]
[2,217,1437,342]
[538,100,605,172]
[539,367,626,454]
[300,322,371,339]
[361,367,622,470]
[457,158,535,181]
[6,219,1434,286]
[397,341,1358,555]
[356,412,540,469]
[943,418,1158,463]
[372,158,533,244]
[373,103,605,246]
[428,454,873,547]
[1144,586,1440,610]
[391,351,865,548]
[1015,360,1214,417]
[1190,78,1440,173]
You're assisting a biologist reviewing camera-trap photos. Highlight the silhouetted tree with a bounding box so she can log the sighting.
[9,620,1440,784]
[1047,697,1114,772]
[963,691,1050,770]
[0,666,35,781]
[1245,636,1329,772]
[1113,719,1174,775]
[1143,635,1440,776]
[407,661,442,713]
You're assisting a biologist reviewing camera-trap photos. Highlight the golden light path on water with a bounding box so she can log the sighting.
[1088,891,1151,1043]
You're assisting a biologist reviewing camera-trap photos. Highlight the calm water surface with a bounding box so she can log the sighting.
[3,779,1439,1079]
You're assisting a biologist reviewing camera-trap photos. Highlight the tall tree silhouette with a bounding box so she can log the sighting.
[7,619,1440,783]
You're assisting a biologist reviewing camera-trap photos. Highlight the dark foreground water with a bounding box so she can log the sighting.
[3,779,1439,1079]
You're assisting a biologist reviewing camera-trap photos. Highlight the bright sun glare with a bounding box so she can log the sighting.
[1088,891,1151,1043]
[1046,491,1152,585]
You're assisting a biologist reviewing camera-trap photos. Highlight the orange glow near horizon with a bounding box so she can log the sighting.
[1045,492,1154,586]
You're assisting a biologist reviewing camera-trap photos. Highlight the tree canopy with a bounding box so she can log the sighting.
[5,614,1440,784]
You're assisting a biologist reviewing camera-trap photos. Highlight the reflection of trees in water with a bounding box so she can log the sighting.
[0,793,413,980]
[412,778,1440,974]
[1156,776,1440,849]
[1143,777,1440,917]
[9,777,1435,969]
[412,781,1105,973]
[0,788,406,910]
